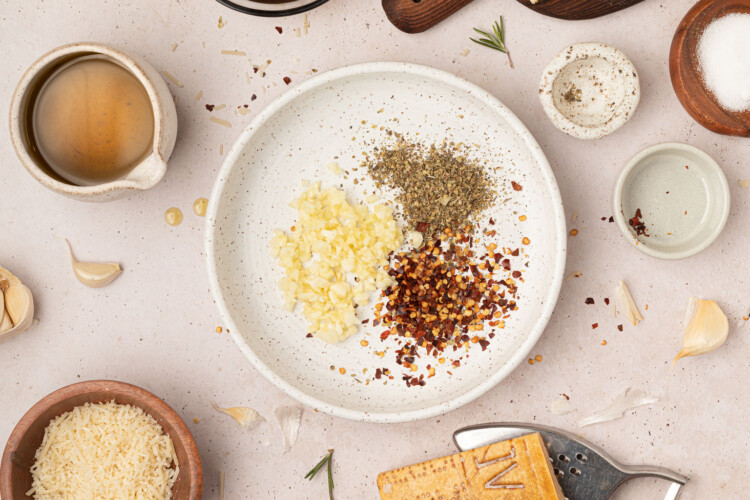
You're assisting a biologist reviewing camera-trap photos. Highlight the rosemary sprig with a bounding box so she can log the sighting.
[305,449,334,499]
[470,16,513,68]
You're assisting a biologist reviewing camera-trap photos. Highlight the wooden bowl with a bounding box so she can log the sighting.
[0,380,202,499]
[670,0,750,136]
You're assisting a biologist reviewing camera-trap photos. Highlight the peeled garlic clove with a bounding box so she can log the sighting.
[672,298,728,367]
[211,402,265,430]
[62,238,122,288]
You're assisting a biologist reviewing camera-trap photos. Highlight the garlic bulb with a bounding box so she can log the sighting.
[672,297,728,367]
[62,238,122,288]
[0,267,35,342]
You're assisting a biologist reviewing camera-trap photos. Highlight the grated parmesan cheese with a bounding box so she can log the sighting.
[28,401,179,500]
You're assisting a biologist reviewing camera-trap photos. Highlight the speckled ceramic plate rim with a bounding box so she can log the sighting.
[612,142,730,260]
[539,42,640,140]
[205,62,567,423]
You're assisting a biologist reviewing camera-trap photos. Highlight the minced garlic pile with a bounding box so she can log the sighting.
[270,182,403,343]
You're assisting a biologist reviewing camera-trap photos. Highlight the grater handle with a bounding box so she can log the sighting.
[619,464,686,499]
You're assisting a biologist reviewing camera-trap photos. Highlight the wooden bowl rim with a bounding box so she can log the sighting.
[0,380,202,499]
[669,0,750,137]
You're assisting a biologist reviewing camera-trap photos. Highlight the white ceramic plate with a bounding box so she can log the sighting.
[206,62,566,423]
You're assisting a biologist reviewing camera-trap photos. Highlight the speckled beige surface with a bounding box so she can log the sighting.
[1,1,748,498]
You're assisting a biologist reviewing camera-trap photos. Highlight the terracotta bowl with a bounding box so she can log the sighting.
[670,0,750,136]
[0,380,202,499]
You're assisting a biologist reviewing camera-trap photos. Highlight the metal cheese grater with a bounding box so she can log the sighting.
[453,423,687,500]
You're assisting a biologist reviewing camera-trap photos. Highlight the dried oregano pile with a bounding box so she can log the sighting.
[364,139,494,234]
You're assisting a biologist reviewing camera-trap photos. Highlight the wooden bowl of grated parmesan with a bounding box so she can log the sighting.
[0,380,202,499]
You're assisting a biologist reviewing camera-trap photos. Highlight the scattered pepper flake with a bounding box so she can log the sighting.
[528,358,535,365]
[339,367,346,375]
[522,237,530,245]
[617,324,623,332]
[519,215,527,221]
[535,354,542,362]
[205,104,215,112]
[570,229,579,236]
[511,181,523,191]
[592,323,599,329]
[283,76,292,85]
[601,340,607,346]
[629,208,649,237]
[275,26,283,34]
[585,298,595,305]
[216,326,223,333]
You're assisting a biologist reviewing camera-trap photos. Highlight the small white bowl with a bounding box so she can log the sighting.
[613,143,730,260]
[539,42,640,140]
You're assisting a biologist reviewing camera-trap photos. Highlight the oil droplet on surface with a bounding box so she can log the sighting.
[193,197,208,217]
[165,207,183,226]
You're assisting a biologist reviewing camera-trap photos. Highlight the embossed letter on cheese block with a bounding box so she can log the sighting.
[377,432,564,499]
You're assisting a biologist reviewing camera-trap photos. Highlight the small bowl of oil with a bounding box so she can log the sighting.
[9,42,178,202]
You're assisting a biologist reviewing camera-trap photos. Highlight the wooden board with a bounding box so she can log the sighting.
[670,0,750,137]
[516,0,644,20]
[382,0,644,33]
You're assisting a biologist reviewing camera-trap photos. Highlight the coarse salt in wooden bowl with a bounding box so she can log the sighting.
[0,380,202,499]
[670,0,750,137]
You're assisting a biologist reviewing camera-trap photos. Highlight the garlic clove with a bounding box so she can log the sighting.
[4,284,31,326]
[62,238,122,288]
[672,298,728,366]
[0,301,13,334]
[0,267,36,340]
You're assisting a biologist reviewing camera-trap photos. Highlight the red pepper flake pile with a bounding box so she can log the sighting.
[205,104,215,112]
[372,227,521,387]
[629,208,649,237]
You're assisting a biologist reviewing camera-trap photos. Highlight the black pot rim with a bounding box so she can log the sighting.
[215,0,329,17]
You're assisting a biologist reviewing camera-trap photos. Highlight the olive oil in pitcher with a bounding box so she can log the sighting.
[29,54,154,186]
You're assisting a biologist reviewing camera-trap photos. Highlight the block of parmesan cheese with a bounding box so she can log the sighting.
[377,432,564,499]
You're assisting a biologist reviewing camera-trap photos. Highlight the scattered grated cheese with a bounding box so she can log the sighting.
[162,71,184,88]
[210,117,232,128]
[221,50,246,56]
[194,90,203,101]
[27,401,178,499]
[295,28,301,37]
[460,49,470,57]
[170,42,178,52]
[302,14,310,35]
